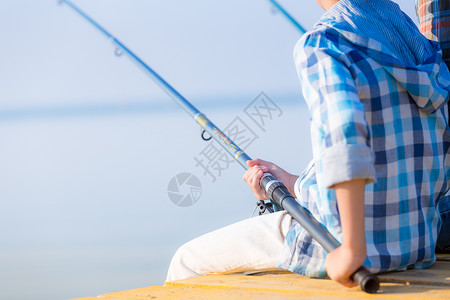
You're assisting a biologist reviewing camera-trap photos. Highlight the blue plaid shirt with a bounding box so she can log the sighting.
[278,0,450,277]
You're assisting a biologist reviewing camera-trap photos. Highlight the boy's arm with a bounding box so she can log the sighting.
[325,178,367,287]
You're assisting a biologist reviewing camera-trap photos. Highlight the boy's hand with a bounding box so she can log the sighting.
[325,244,366,287]
[242,159,298,200]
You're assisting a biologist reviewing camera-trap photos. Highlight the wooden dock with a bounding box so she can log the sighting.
[72,254,450,299]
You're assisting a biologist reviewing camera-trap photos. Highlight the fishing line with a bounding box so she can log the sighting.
[268,0,307,34]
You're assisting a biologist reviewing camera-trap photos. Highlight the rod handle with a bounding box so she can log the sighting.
[352,266,380,294]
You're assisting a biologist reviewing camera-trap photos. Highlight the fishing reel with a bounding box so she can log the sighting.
[250,200,274,217]
[257,200,274,214]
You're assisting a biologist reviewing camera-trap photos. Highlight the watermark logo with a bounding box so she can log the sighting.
[167,173,202,207]
[244,92,283,131]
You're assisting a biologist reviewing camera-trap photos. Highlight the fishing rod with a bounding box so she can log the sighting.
[58,0,379,293]
[268,0,306,34]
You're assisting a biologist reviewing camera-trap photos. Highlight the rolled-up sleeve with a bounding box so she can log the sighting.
[294,31,376,189]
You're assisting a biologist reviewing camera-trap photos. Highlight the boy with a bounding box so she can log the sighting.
[167,0,450,287]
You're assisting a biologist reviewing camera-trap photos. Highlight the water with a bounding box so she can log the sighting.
[0,96,311,300]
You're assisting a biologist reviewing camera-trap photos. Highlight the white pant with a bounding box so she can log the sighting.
[165,211,292,282]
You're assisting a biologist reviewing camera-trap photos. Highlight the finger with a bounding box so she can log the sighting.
[340,279,357,288]
[249,166,263,178]
[243,167,257,182]
[332,272,357,288]
[253,170,267,198]
[244,166,269,199]
[256,158,269,167]
[249,169,262,187]
[253,169,264,185]
[246,159,261,168]
[243,166,263,186]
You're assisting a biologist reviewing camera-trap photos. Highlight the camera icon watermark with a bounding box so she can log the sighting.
[167,172,202,207]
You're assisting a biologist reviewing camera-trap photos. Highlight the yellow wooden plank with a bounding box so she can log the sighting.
[70,280,449,300]
[379,261,450,286]
[70,260,450,300]
[165,273,450,299]
[95,284,351,300]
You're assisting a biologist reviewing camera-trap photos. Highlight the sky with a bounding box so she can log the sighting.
[0,0,417,111]
[0,1,420,299]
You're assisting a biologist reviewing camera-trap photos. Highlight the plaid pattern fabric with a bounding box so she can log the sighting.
[416,0,450,68]
[278,0,450,277]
